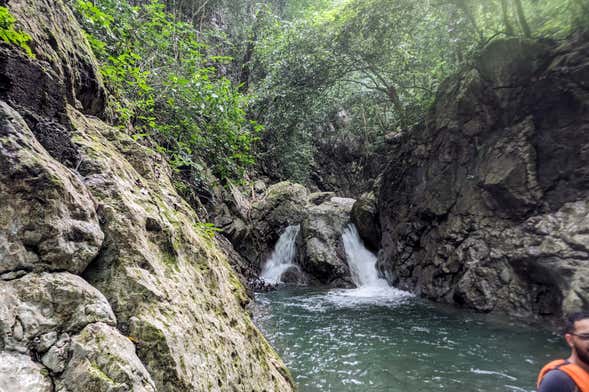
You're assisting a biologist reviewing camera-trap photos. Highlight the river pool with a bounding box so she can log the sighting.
[253,286,565,392]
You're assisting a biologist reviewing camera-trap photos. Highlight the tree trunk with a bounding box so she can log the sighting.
[513,0,532,38]
[500,0,514,35]
[454,0,483,41]
[386,85,405,125]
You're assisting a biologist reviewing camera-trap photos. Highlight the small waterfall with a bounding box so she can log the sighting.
[261,225,301,284]
[342,224,388,288]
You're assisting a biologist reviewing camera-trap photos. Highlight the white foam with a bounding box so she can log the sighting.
[261,225,300,284]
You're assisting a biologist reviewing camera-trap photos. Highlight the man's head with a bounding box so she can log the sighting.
[564,312,589,366]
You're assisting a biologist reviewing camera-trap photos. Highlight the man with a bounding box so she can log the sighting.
[537,312,589,391]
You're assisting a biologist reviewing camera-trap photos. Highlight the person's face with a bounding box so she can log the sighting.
[566,318,589,366]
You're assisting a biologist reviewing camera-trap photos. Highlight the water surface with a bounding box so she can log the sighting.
[253,287,565,392]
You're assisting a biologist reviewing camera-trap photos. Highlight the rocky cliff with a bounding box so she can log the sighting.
[378,33,589,319]
[0,1,294,391]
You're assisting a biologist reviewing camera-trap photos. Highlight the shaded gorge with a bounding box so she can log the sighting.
[253,288,565,392]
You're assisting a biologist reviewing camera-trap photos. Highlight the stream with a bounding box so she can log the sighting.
[253,225,566,391]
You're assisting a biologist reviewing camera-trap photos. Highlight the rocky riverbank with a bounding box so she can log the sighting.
[377,33,589,319]
[0,1,294,390]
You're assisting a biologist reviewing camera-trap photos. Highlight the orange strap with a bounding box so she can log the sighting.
[537,359,589,392]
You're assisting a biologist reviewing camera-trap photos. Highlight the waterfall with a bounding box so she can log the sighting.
[261,225,301,284]
[342,224,388,288]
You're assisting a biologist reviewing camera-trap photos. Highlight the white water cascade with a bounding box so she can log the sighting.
[342,224,388,288]
[261,225,301,284]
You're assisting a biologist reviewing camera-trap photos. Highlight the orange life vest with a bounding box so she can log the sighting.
[537,359,589,392]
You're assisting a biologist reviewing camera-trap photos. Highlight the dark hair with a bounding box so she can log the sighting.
[565,312,589,334]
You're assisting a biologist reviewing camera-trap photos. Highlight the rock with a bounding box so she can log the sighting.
[68,108,294,391]
[299,197,356,286]
[57,323,156,392]
[308,191,335,205]
[7,0,106,116]
[0,1,295,390]
[0,352,52,392]
[41,333,70,373]
[0,272,115,353]
[254,179,267,193]
[0,101,104,274]
[252,181,309,232]
[281,265,308,286]
[351,192,380,251]
[378,34,589,319]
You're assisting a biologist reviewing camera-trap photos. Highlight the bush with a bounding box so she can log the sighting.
[73,0,259,182]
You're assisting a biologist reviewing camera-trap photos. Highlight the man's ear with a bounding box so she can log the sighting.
[565,333,574,348]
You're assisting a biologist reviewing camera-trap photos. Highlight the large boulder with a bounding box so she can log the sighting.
[299,196,356,286]
[378,34,589,319]
[0,272,155,391]
[0,352,53,392]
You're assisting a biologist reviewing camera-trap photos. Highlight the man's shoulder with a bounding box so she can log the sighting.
[539,369,578,392]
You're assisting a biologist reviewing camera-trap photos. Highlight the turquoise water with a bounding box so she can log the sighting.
[253,287,566,392]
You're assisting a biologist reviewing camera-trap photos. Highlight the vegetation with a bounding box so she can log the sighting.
[247,0,588,182]
[70,0,588,186]
[73,0,260,183]
[0,6,34,58]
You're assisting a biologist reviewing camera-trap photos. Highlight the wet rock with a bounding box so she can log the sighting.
[281,265,309,286]
[299,197,356,286]
[351,192,380,251]
[378,35,589,319]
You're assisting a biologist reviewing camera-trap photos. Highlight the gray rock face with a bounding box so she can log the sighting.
[378,34,589,319]
[300,197,356,286]
[0,1,295,390]
[0,270,155,391]
[57,323,156,392]
[0,352,53,392]
[69,108,294,391]
[7,0,106,116]
[0,102,104,274]
[0,272,115,353]
[351,192,380,251]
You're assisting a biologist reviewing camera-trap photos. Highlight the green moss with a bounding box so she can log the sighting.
[0,6,34,58]
[89,362,116,384]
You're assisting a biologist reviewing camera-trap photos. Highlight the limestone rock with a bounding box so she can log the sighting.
[378,34,589,319]
[68,108,294,391]
[0,101,104,274]
[0,272,115,354]
[57,323,156,392]
[0,352,52,392]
